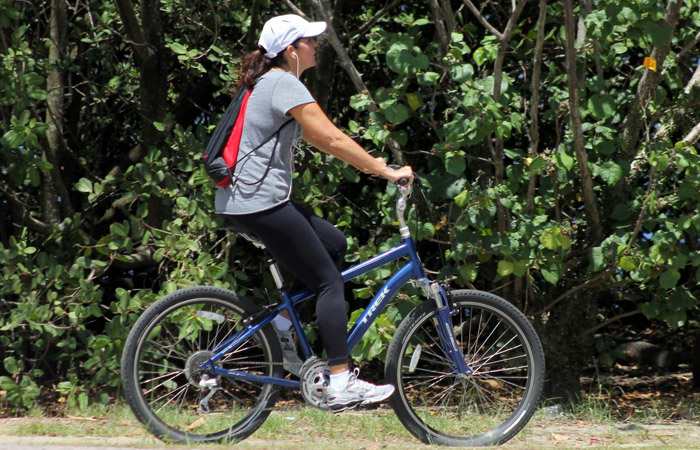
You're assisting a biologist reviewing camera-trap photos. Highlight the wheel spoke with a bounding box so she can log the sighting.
[123,291,281,443]
[390,292,544,446]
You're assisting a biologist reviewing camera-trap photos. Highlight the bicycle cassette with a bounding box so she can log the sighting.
[299,356,330,410]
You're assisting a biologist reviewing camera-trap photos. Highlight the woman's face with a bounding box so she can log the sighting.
[290,37,318,75]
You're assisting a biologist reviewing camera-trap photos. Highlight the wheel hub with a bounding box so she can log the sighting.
[184,350,215,387]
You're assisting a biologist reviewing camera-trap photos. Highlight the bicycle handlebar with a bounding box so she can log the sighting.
[385,165,414,239]
[387,164,413,187]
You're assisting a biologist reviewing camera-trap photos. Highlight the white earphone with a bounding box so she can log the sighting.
[292,51,297,58]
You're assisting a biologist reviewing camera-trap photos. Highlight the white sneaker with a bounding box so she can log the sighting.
[325,369,395,413]
[273,325,303,376]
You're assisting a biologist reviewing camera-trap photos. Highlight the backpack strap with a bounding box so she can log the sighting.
[230,118,294,187]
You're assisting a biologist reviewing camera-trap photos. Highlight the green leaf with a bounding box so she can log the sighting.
[659,270,680,289]
[349,93,373,111]
[512,260,528,277]
[445,155,466,176]
[618,255,637,272]
[35,159,54,170]
[640,302,661,319]
[588,94,615,120]
[3,357,18,375]
[110,222,129,237]
[75,178,93,193]
[497,260,514,277]
[384,103,409,125]
[611,42,627,54]
[454,190,470,207]
[662,311,686,329]
[78,392,89,409]
[450,63,474,83]
[647,22,671,47]
[539,227,572,251]
[169,42,187,54]
[541,266,560,285]
[2,130,24,148]
[595,161,624,185]
[417,72,440,86]
[405,93,423,111]
[527,156,546,172]
[555,151,575,171]
[29,167,40,187]
[458,263,477,283]
[386,38,428,75]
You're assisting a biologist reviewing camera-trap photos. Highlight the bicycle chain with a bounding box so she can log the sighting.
[222,360,303,367]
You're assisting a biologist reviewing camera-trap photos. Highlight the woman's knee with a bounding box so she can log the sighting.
[326,229,347,266]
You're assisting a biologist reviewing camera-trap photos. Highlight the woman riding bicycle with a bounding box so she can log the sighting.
[215,13,413,412]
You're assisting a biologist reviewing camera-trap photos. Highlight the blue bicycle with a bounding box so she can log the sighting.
[120,178,545,446]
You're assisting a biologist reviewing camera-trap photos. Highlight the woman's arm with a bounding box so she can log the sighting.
[288,102,413,183]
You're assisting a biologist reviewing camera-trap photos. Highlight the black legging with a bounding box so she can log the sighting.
[222,201,349,366]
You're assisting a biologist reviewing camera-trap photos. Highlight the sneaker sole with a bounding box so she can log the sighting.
[329,399,363,413]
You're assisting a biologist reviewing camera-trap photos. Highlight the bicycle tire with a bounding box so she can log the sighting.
[385,289,544,446]
[121,286,283,444]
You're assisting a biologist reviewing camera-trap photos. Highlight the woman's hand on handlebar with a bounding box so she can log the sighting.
[381,163,414,186]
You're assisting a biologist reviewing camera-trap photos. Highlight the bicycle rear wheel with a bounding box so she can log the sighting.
[121,286,283,444]
[385,289,544,446]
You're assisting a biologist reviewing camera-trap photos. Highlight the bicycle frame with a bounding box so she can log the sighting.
[201,186,471,389]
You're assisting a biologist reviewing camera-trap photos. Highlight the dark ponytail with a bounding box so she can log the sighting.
[239,48,288,88]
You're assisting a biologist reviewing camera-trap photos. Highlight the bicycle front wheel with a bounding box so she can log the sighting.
[385,289,544,446]
[121,286,283,444]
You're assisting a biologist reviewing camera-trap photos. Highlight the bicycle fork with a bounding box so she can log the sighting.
[418,279,472,376]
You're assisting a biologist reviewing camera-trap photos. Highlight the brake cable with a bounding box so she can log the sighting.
[412,174,448,271]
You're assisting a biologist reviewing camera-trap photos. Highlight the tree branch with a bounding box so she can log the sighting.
[533,267,614,316]
[113,0,151,64]
[682,120,700,145]
[0,179,52,235]
[564,0,604,242]
[308,0,405,164]
[581,309,642,337]
[349,0,403,50]
[428,0,450,56]
[684,61,700,95]
[620,0,683,157]
[461,0,503,40]
[526,0,547,214]
[676,30,700,63]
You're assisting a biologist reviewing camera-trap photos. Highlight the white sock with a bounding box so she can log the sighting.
[273,315,292,331]
[330,370,350,391]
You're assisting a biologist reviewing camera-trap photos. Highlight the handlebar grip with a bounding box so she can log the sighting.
[387,164,411,186]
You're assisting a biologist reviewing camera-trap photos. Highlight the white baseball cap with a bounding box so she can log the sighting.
[258,14,327,59]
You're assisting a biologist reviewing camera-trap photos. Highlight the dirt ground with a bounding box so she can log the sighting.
[1,412,700,450]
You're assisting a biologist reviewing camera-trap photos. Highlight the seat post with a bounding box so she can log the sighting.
[229,229,287,290]
[267,259,285,290]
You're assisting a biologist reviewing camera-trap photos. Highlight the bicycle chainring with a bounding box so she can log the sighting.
[299,356,330,410]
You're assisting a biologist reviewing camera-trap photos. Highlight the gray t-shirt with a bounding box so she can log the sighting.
[215,71,315,215]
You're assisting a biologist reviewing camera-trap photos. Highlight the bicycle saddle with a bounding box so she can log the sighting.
[224,224,266,249]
